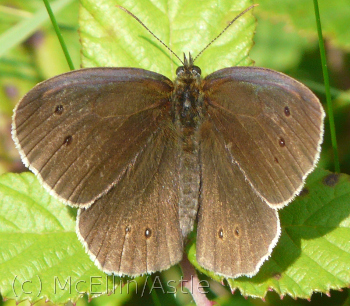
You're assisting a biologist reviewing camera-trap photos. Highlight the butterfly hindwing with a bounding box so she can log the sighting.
[197,121,279,278]
[77,124,183,276]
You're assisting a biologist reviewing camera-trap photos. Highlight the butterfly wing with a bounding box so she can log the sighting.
[202,67,325,207]
[196,67,324,277]
[13,67,183,275]
[12,68,173,207]
[197,122,279,278]
[77,124,183,276]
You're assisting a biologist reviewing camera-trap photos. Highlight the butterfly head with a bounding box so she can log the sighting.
[176,53,202,80]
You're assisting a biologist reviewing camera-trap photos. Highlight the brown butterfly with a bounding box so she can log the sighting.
[12,5,324,278]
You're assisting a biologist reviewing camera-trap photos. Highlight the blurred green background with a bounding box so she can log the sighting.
[0,0,349,305]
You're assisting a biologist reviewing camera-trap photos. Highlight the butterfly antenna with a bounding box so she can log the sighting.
[117,5,184,65]
[193,4,258,63]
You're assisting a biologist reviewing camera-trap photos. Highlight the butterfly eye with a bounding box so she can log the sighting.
[176,66,185,75]
[192,66,201,75]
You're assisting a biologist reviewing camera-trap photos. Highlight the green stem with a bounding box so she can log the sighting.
[43,0,75,71]
[313,0,340,173]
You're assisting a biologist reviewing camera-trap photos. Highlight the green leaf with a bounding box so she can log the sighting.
[79,0,255,78]
[3,169,349,303]
[257,0,350,52]
[188,168,350,299]
[0,172,120,304]
[250,17,311,71]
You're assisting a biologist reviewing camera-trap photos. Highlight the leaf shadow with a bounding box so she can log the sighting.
[246,170,350,284]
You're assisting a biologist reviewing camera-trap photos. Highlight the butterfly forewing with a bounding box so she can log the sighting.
[12,68,173,207]
[202,67,324,207]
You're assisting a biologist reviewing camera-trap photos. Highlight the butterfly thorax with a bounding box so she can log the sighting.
[172,54,204,238]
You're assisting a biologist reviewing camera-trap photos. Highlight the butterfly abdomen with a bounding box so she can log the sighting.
[173,67,204,238]
[177,132,201,238]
